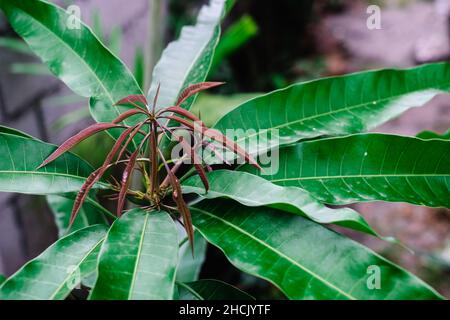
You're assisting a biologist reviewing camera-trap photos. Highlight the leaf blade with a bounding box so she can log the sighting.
[192,200,443,300]
[177,279,254,300]
[90,209,179,300]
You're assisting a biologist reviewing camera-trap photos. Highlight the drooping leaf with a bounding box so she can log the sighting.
[176,231,207,283]
[177,279,254,300]
[183,170,377,236]
[192,200,443,300]
[147,0,226,111]
[0,131,105,195]
[0,0,145,142]
[90,209,179,300]
[244,134,450,208]
[46,194,108,237]
[210,14,258,74]
[213,62,450,157]
[0,225,107,300]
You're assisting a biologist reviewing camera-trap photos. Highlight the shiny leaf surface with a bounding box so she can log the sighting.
[177,279,254,300]
[147,0,225,111]
[183,170,377,236]
[192,200,443,300]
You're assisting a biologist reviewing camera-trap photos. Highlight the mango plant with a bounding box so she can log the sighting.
[0,0,448,300]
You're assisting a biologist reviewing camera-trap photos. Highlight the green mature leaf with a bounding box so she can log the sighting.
[0,126,35,139]
[0,0,144,141]
[190,93,260,127]
[192,200,443,300]
[177,279,254,300]
[46,194,108,237]
[417,129,450,140]
[147,0,226,111]
[90,209,179,300]
[0,131,104,195]
[10,62,52,76]
[183,170,377,236]
[213,63,450,157]
[176,231,207,283]
[0,225,107,300]
[0,275,5,286]
[244,134,450,208]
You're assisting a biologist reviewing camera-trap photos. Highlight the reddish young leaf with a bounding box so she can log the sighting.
[152,83,161,114]
[37,123,122,169]
[112,108,148,124]
[176,82,225,106]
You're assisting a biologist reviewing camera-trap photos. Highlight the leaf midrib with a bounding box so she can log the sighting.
[270,173,450,183]
[14,3,142,121]
[193,207,356,300]
[223,84,449,144]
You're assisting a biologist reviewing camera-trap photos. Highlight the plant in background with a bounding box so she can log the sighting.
[0,0,449,300]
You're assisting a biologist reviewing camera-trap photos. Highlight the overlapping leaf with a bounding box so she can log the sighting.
[213,63,450,157]
[183,170,377,236]
[177,279,254,300]
[244,134,450,208]
[192,200,443,300]
[0,225,107,300]
[90,209,178,300]
[176,231,207,283]
[147,0,226,111]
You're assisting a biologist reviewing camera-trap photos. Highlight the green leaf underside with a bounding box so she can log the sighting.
[0,132,103,195]
[0,225,107,300]
[90,209,178,300]
[147,0,225,111]
[0,0,145,142]
[213,62,450,158]
[177,279,254,300]
[244,134,450,208]
[47,194,107,237]
[183,170,377,236]
[192,200,443,300]
[176,231,207,283]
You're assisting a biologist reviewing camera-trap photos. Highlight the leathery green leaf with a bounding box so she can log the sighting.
[176,231,207,283]
[0,225,107,300]
[183,170,377,236]
[213,62,450,157]
[192,200,444,300]
[90,209,179,300]
[244,134,450,208]
[177,279,254,300]
[0,131,105,195]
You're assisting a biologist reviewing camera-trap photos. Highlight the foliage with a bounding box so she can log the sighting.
[0,0,448,300]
